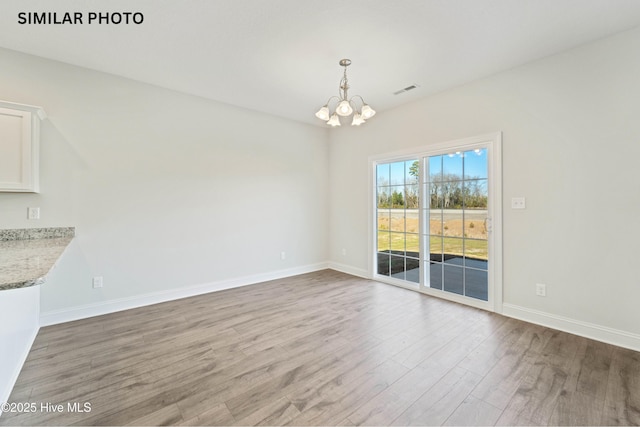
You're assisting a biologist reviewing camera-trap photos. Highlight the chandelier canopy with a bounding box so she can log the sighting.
[315,59,376,127]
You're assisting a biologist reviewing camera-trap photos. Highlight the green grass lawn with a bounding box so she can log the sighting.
[378,232,488,260]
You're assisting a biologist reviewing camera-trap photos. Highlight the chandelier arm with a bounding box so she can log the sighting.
[325,95,341,108]
[349,95,366,109]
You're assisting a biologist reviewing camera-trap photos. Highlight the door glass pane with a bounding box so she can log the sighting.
[377,231,390,253]
[464,239,488,270]
[377,163,390,185]
[390,162,405,185]
[390,232,405,255]
[428,155,442,180]
[389,208,405,232]
[465,268,488,301]
[378,210,390,232]
[423,146,489,301]
[405,185,419,209]
[406,160,419,185]
[443,208,463,238]
[406,233,419,257]
[429,183,442,208]
[377,187,390,208]
[389,185,405,209]
[443,265,464,295]
[377,209,391,241]
[377,253,390,276]
[406,258,420,284]
[430,212,443,236]
[443,152,463,177]
[429,262,442,290]
[463,211,487,239]
[464,179,487,209]
[406,212,419,233]
[443,237,464,264]
[390,255,406,279]
[376,159,419,286]
[464,148,487,179]
[429,236,443,262]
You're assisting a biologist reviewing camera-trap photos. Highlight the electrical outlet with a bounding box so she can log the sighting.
[27,207,40,220]
[280,251,286,260]
[341,248,347,256]
[536,283,546,297]
[511,197,526,209]
[92,276,104,289]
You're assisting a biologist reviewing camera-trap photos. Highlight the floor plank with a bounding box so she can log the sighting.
[601,347,640,425]
[390,367,483,426]
[1,269,639,426]
[443,395,503,426]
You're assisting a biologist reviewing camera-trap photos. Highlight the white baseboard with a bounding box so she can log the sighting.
[502,303,640,352]
[328,262,369,279]
[40,262,329,327]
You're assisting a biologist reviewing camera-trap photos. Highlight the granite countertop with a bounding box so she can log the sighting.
[0,227,75,291]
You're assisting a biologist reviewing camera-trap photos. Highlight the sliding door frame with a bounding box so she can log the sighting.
[369,132,503,313]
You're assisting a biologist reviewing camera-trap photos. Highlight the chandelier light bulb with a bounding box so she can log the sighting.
[351,112,365,126]
[336,100,353,116]
[315,105,330,121]
[360,104,376,119]
[327,113,341,127]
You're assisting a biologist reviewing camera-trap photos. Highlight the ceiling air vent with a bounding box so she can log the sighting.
[393,84,419,95]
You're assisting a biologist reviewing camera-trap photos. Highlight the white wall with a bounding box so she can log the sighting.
[329,27,640,349]
[0,48,329,320]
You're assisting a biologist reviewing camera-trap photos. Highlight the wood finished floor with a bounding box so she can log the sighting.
[1,269,639,426]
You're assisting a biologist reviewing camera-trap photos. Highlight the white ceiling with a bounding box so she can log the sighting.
[2,0,640,126]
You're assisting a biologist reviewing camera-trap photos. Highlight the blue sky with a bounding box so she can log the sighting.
[378,148,487,185]
[432,148,487,180]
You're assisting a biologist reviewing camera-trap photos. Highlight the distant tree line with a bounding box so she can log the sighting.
[378,162,487,209]
[429,175,487,209]
[377,186,418,209]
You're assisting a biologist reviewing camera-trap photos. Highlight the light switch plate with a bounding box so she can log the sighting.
[27,207,40,220]
[92,276,103,288]
[511,197,526,209]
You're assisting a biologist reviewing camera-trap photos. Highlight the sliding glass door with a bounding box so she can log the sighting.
[424,149,489,300]
[372,134,501,311]
[376,159,420,285]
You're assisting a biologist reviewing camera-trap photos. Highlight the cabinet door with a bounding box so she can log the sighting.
[0,107,37,192]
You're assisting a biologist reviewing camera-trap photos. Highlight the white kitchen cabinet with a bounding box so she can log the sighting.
[0,100,46,193]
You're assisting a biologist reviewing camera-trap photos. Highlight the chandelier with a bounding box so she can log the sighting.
[315,59,376,127]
